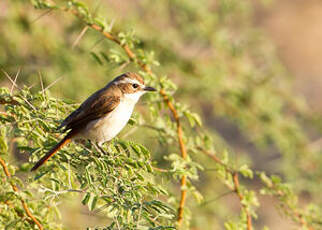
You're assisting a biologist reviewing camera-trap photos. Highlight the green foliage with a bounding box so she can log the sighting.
[0,87,176,229]
[0,0,321,229]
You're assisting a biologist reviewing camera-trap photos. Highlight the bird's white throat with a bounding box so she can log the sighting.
[123,91,146,104]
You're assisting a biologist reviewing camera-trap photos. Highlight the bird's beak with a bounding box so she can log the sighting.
[144,86,157,92]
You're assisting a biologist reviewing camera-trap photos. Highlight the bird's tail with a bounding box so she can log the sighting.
[31,132,74,171]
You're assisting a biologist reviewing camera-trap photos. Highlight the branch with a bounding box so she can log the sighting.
[200,147,315,230]
[159,89,187,226]
[198,147,253,230]
[233,172,252,230]
[0,157,43,230]
[196,146,234,173]
[0,98,19,105]
[262,177,314,230]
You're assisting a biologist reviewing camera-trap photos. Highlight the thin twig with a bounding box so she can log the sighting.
[38,71,45,97]
[196,146,234,173]
[0,157,43,230]
[200,190,233,207]
[2,69,22,92]
[152,166,169,173]
[20,96,37,111]
[140,124,166,133]
[72,26,89,49]
[2,69,36,110]
[10,67,21,95]
[43,76,63,91]
[31,9,53,24]
[89,37,104,51]
[233,172,252,230]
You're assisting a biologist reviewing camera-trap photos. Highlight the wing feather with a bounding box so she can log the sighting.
[58,85,121,131]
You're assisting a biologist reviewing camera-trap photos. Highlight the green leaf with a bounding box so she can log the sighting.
[0,128,8,153]
[128,117,137,125]
[259,172,272,187]
[90,52,103,65]
[89,195,98,211]
[82,192,91,206]
[239,164,253,178]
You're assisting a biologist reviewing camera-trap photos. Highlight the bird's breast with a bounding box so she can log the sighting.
[81,100,135,144]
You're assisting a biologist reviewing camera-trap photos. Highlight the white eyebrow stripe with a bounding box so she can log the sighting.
[116,78,142,85]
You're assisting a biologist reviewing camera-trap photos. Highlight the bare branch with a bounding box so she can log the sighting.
[44,76,63,91]
[1,69,22,93]
[31,9,53,24]
[72,26,89,49]
[10,68,21,95]
[38,71,45,97]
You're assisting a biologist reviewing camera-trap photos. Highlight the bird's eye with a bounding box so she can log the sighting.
[132,83,139,89]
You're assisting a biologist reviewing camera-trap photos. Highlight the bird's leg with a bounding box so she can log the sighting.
[97,143,107,155]
[92,142,104,155]
[93,142,111,156]
[80,139,92,150]
[86,140,100,157]
[99,142,113,155]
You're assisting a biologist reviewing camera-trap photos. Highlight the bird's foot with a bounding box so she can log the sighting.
[93,142,110,156]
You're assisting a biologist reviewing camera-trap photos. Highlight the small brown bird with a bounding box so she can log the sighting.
[31,72,156,171]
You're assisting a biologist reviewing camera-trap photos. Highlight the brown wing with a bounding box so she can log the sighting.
[58,84,121,131]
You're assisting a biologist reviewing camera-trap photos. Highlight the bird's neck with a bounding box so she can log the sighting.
[122,91,145,104]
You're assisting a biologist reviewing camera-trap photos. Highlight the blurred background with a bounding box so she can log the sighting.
[254,0,322,113]
[0,0,321,229]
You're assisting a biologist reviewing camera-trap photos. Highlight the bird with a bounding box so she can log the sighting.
[31,72,156,171]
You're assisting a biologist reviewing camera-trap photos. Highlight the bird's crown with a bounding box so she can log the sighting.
[111,72,155,94]
[113,72,144,86]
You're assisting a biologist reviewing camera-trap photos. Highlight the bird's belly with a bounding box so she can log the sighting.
[80,101,134,144]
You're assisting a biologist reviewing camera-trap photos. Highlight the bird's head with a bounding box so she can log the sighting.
[112,72,156,102]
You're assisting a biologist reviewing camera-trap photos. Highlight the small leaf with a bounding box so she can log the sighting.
[0,128,8,153]
[89,195,98,211]
[128,117,136,125]
[239,164,253,178]
[82,192,90,205]
[90,52,103,65]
